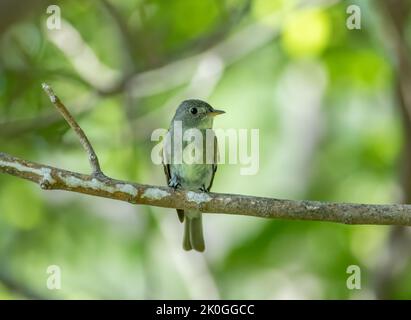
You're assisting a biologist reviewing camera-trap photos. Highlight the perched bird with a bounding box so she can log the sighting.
[162,99,225,252]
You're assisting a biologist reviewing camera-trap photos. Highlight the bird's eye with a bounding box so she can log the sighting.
[190,107,198,115]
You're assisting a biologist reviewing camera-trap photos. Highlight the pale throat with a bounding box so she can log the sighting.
[196,117,213,130]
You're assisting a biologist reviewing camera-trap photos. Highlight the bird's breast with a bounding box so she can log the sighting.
[171,163,213,190]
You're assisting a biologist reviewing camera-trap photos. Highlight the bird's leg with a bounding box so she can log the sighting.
[199,184,208,193]
[168,175,181,189]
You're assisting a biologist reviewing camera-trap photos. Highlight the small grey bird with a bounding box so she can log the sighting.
[162,99,224,252]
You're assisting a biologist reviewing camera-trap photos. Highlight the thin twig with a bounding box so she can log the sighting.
[41,83,105,178]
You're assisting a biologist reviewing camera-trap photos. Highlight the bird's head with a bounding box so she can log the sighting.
[172,99,225,129]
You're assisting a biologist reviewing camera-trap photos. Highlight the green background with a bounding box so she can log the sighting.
[0,0,410,299]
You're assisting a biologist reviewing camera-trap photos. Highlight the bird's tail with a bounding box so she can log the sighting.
[183,213,205,252]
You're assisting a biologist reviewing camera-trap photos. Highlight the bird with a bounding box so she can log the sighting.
[162,99,225,252]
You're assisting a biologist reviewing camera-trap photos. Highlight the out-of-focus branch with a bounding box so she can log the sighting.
[46,20,122,93]
[374,0,411,300]
[4,0,328,138]
[0,0,45,34]
[172,0,252,58]
[0,271,45,300]
[48,1,301,98]
[0,91,98,139]
[100,0,137,70]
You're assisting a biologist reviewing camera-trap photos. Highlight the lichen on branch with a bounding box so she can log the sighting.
[1,84,411,227]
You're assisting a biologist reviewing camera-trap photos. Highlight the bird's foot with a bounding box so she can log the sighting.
[199,185,208,193]
[168,176,181,190]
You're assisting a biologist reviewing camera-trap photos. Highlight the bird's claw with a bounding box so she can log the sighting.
[199,185,208,193]
[168,176,181,190]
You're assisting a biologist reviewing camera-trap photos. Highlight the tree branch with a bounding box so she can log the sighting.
[2,84,411,226]
[41,83,105,177]
[1,152,411,225]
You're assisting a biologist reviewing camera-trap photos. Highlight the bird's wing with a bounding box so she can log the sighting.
[162,137,185,223]
[206,135,218,192]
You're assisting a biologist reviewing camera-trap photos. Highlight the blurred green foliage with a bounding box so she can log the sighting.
[0,0,410,299]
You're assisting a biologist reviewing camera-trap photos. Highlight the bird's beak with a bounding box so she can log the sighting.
[208,109,225,117]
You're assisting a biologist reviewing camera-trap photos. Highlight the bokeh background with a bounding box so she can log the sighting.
[0,0,411,299]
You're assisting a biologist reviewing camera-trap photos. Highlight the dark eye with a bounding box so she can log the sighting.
[190,107,198,115]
